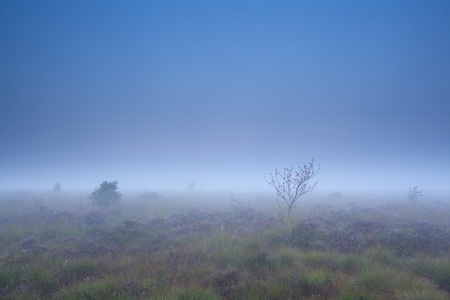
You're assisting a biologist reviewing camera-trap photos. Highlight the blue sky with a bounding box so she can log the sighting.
[1,1,449,195]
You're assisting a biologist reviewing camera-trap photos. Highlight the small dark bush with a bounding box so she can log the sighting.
[89,181,122,206]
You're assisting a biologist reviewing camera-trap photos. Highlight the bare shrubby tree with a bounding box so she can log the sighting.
[266,158,320,238]
[408,186,423,203]
[230,193,251,210]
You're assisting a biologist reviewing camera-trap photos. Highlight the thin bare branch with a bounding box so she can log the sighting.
[266,158,320,238]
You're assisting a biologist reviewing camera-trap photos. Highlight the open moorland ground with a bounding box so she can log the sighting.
[0,191,449,299]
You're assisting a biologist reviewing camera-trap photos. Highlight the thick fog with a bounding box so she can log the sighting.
[1,1,449,197]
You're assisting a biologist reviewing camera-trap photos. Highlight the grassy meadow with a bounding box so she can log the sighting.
[0,190,449,299]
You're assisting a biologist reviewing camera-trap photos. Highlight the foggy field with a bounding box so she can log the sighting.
[2,1,449,298]
[1,191,449,299]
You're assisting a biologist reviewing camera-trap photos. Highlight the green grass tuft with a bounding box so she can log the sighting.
[335,254,361,274]
[410,256,450,292]
[301,250,337,269]
[24,262,56,295]
[362,247,402,268]
[351,264,398,294]
[171,286,219,300]
[300,268,332,287]
[0,264,21,288]
[54,279,117,300]
[268,247,303,269]
[397,288,449,300]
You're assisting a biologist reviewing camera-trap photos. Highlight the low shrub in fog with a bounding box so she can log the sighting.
[89,181,122,206]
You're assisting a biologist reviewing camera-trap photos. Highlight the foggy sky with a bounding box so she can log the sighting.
[1,1,449,195]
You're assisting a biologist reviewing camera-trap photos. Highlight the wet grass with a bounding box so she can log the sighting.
[409,256,450,292]
[0,192,449,299]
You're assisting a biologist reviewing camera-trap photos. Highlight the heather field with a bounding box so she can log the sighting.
[0,191,449,299]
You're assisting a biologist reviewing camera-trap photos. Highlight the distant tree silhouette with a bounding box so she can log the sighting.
[408,186,423,204]
[53,182,61,193]
[90,181,122,206]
